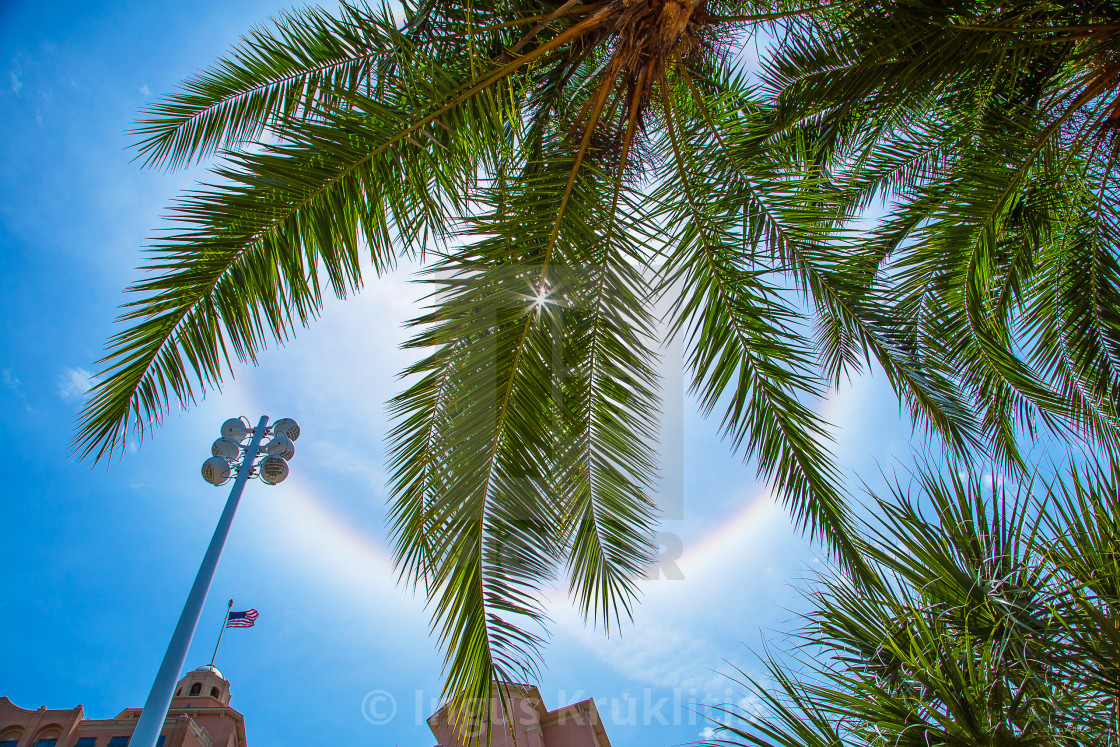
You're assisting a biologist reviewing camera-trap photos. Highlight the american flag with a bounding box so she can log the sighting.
[226,609,259,628]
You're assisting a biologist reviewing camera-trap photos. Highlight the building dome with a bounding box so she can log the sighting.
[173,664,233,707]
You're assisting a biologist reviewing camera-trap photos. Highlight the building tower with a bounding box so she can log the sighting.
[427,685,612,747]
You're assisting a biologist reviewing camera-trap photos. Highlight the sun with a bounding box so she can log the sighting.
[531,285,551,310]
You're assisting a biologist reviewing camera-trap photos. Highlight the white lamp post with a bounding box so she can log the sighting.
[131,416,300,747]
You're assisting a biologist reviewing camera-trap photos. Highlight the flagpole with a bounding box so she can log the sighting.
[209,599,233,668]
[132,416,269,747]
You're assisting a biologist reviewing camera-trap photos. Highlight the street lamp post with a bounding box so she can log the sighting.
[131,415,300,747]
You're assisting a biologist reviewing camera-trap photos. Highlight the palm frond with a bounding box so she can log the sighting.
[76,47,512,461]
[133,1,400,169]
[388,122,663,733]
[654,73,867,574]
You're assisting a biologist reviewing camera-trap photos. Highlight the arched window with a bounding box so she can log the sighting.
[209,687,220,699]
[175,688,182,696]
[32,725,62,747]
[189,683,202,696]
[0,726,24,746]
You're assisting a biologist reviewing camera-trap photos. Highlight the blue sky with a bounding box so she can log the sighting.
[0,3,924,745]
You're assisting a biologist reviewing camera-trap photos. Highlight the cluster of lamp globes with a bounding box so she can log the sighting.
[200,417,301,487]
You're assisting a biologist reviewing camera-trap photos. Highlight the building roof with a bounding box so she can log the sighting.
[192,665,224,679]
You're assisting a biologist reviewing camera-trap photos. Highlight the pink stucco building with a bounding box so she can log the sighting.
[0,666,245,747]
[427,685,612,747]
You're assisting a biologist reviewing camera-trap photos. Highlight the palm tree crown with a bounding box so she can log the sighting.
[74,0,1120,735]
[706,463,1120,746]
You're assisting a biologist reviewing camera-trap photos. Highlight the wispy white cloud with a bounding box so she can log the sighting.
[57,366,97,403]
[1,369,19,389]
[139,83,150,96]
[8,62,21,95]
